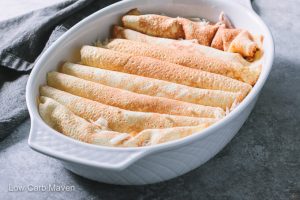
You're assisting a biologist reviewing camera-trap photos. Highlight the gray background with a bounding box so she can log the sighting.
[0,0,299,199]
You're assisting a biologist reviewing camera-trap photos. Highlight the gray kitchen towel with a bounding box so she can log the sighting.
[0,0,120,140]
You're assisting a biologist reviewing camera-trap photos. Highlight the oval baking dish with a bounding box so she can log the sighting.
[26,0,274,185]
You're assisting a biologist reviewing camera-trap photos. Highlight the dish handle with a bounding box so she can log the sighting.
[28,119,149,171]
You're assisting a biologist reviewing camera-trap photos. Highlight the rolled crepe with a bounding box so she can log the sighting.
[80,46,252,98]
[112,26,250,66]
[105,39,260,85]
[123,124,208,146]
[122,14,185,39]
[122,14,218,46]
[47,71,224,118]
[39,96,209,147]
[228,31,263,61]
[39,96,129,146]
[61,62,239,109]
[121,10,262,59]
[211,27,262,60]
[176,18,220,46]
[211,27,241,51]
[40,86,216,135]
[113,26,262,85]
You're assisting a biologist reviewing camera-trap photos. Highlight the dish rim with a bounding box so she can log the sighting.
[26,0,274,155]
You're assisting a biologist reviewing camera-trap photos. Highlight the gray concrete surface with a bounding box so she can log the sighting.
[0,0,299,199]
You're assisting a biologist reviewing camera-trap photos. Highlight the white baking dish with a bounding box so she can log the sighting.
[26,0,274,185]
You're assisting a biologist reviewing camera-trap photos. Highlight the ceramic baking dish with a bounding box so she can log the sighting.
[26,0,274,185]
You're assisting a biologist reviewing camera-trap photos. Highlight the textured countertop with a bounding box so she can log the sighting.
[0,0,299,199]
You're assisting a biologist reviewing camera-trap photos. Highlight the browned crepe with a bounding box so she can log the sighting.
[122,14,185,39]
[122,14,218,45]
[112,26,248,65]
[176,18,220,46]
[39,96,210,147]
[60,62,239,109]
[47,71,225,118]
[40,86,216,135]
[123,124,208,147]
[39,96,125,146]
[211,27,241,51]
[121,10,262,59]
[112,26,262,85]
[80,46,252,98]
[105,39,260,85]
[211,27,262,60]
